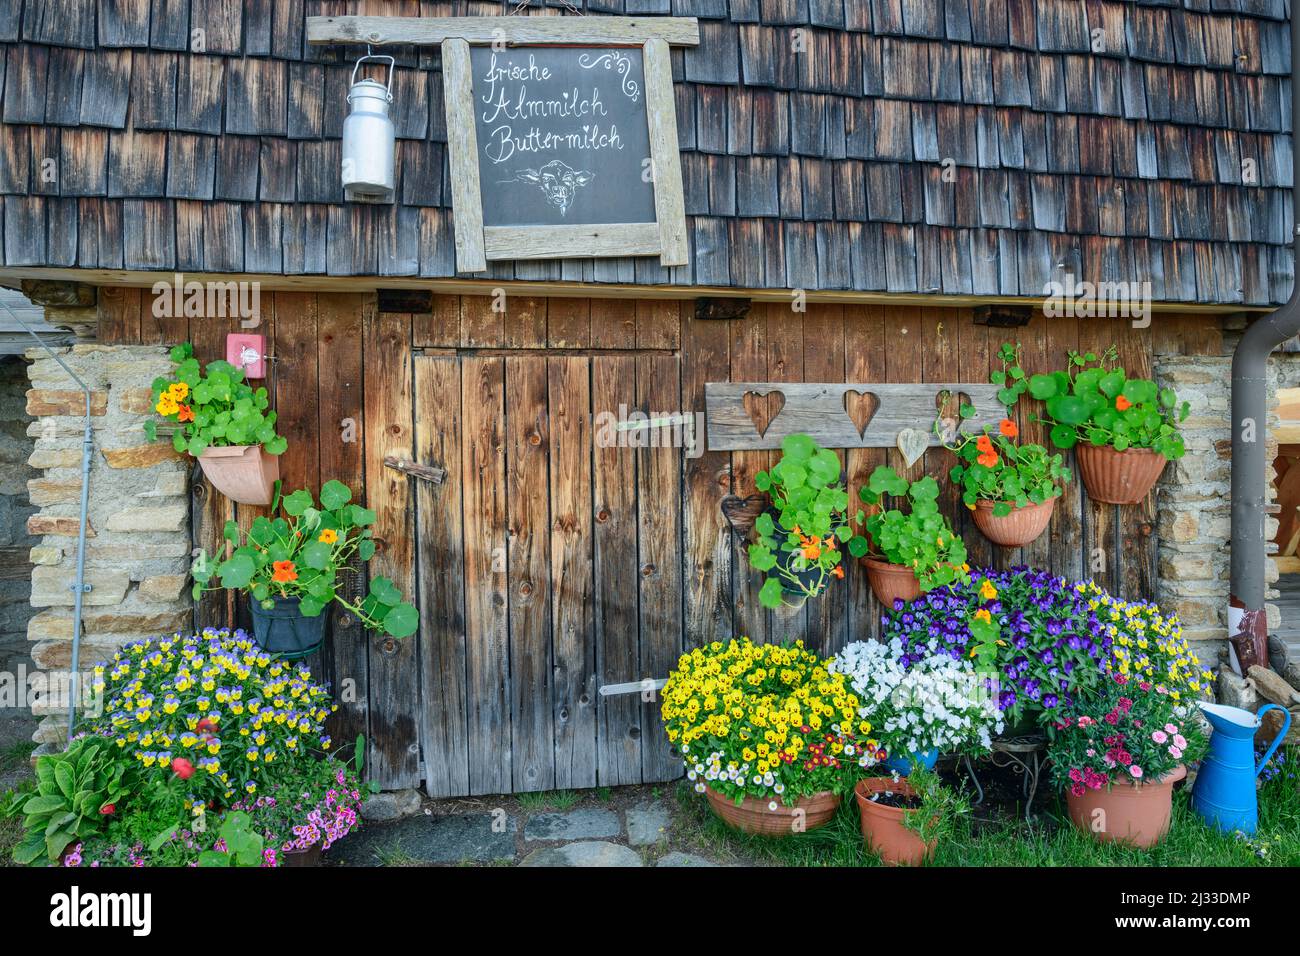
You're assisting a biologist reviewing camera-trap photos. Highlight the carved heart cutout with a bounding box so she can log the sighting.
[895,427,930,467]
[843,390,880,439]
[742,389,785,438]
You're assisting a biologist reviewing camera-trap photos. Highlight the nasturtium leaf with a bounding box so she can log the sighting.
[382,602,420,638]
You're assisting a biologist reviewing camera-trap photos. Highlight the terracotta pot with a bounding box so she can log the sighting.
[1075,444,1167,506]
[854,777,935,866]
[972,497,1057,547]
[198,444,280,505]
[704,786,840,837]
[1065,764,1186,848]
[861,557,922,609]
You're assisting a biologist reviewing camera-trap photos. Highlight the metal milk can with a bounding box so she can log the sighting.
[341,53,396,199]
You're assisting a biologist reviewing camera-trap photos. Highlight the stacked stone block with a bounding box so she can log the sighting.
[24,345,191,745]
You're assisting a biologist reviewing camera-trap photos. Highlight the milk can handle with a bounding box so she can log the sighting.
[1254,703,1292,777]
[350,54,396,101]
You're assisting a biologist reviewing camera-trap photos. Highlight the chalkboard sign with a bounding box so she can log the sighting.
[439,27,693,273]
[470,46,657,228]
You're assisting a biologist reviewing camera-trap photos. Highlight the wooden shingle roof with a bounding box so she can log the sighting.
[0,0,1292,304]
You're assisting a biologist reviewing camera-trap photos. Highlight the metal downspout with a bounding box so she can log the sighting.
[1,300,93,743]
[1228,11,1300,671]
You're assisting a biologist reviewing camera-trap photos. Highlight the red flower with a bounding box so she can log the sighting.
[196,717,217,734]
[99,803,115,815]
[172,757,194,780]
[999,418,1018,438]
[1115,395,1132,411]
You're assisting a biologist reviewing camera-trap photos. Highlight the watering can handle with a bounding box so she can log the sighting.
[1254,704,1293,777]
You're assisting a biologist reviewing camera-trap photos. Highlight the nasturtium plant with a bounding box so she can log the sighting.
[1005,344,1190,458]
[945,415,1071,517]
[192,480,419,638]
[848,466,969,592]
[143,342,288,458]
[749,433,852,609]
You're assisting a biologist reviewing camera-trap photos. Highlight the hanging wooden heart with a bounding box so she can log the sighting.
[895,427,929,467]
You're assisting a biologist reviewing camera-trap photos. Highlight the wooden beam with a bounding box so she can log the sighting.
[442,38,487,275]
[483,223,661,261]
[307,16,701,47]
[643,38,688,267]
[0,266,1265,314]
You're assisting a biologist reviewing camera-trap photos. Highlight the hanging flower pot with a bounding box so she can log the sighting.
[249,596,330,658]
[1075,444,1167,506]
[198,444,280,506]
[854,777,935,866]
[704,785,840,837]
[972,497,1057,547]
[1065,764,1186,848]
[861,556,922,609]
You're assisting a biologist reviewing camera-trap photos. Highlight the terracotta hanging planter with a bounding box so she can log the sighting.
[972,497,1057,547]
[1075,444,1167,506]
[1065,764,1186,848]
[198,444,280,505]
[861,556,922,609]
[854,777,935,866]
[704,786,840,837]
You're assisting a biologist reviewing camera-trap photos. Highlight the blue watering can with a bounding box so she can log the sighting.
[1191,701,1292,835]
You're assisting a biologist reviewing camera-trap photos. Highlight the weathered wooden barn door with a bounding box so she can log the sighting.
[412,349,683,797]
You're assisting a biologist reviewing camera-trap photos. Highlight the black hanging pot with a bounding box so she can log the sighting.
[250,596,328,658]
[764,507,830,599]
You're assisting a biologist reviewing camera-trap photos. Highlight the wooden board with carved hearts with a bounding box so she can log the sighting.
[703,382,1005,451]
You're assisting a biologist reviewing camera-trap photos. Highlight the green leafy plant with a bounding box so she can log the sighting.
[749,434,851,609]
[940,396,1071,516]
[1001,343,1190,458]
[198,812,264,867]
[143,342,288,458]
[899,765,971,846]
[12,739,133,865]
[191,480,419,638]
[848,467,969,592]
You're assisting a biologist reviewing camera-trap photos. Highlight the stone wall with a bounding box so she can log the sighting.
[0,356,38,760]
[23,344,192,747]
[1153,353,1300,700]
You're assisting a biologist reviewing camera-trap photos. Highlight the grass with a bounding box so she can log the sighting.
[672,773,1300,867]
[0,742,35,776]
[516,789,581,813]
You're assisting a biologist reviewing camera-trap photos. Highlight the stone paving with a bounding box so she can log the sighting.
[334,786,724,867]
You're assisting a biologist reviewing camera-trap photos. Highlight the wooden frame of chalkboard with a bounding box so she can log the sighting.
[308,15,699,273]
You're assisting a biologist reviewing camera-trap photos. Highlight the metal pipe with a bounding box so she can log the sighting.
[1228,11,1300,672]
[0,300,93,742]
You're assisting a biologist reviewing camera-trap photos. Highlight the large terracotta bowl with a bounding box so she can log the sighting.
[972,497,1056,547]
[1075,444,1167,506]
[1065,765,1186,848]
[704,786,840,837]
[861,557,922,609]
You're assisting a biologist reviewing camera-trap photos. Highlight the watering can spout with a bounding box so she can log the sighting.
[1191,701,1291,835]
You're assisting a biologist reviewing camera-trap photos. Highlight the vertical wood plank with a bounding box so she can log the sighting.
[504,294,548,349]
[1078,317,1119,592]
[316,293,370,761]
[461,355,511,794]
[592,354,642,785]
[96,286,143,344]
[414,354,469,797]
[643,37,689,266]
[802,303,848,655]
[506,355,555,792]
[138,284,187,345]
[412,293,461,348]
[729,306,770,643]
[635,299,681,351]
[441,38,487,273]
[272,292,318,494]
[1115,324,1158,600]
[923,305,962,564]
[954,312,994,570]
[1016,310,1054,572]
[682,311,733,649]
[1046,317,1085,583]
[844,305,886,642]
[362,304,420,788]
[460,293,504,347]
[549,355,597,789]
[589,298,637,350]
[636,352,683,782]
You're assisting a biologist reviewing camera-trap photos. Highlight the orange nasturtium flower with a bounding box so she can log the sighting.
[317,528,339,545]
[977,451,999,468]
[973,608,992,624]
[979,579,999,601]
[999,418,1018,438]
[271,560,298,583]
[177,404,194,423]
[1115,395,1132,411]
[802,542,821,560]
[831,565,845,579]
[975,434,994,454]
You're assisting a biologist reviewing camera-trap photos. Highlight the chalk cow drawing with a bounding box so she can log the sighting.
[513,160,595,216]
